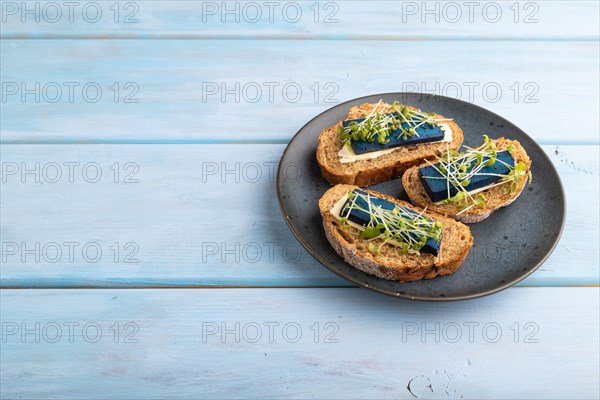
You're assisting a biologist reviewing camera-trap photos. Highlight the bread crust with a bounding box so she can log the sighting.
[316,102,464,186]
[402,138,532,223]
[319,185,473,282]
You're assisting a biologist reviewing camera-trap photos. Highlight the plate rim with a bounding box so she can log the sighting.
[276,92,567,301]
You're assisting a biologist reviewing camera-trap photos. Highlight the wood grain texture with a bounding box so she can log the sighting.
[1,1,598,398]
[1,40,598,143]
[1,287,598,399]
[1,1,598,39]
[1,144,597,288]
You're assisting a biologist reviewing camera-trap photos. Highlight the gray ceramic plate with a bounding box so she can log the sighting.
[276,93,565,301]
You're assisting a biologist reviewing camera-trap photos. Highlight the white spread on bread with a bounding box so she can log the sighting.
[338,123,454,164]
[330,194,352,223]
[432,180,507,205]
[329,193,422,252]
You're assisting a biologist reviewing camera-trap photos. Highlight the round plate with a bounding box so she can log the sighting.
[276,93,565,301]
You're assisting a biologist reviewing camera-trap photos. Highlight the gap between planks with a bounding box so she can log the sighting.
[2,285,599,290]
[2,140,600,145]
[2,34,599,41]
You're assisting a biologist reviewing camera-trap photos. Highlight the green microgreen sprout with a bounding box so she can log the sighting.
[337,100,452,147]
[339,190,443,255]
[421,135,532,215]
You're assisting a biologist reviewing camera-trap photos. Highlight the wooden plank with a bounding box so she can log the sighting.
[1,144,597,288]
[1,287,598,399]
[1,40,598,143]
[1,1,598,39]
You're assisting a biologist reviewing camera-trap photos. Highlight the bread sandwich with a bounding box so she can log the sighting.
[317,100,464,186]
[319,184,473,282]
[402,136,532,223]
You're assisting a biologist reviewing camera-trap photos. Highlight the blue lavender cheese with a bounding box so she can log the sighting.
[419,150,515,203]
[332,189,442,256]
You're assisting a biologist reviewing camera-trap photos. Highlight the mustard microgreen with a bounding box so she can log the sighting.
[337,100,449,146]
[340,190,443,255]
[422,135,532,214]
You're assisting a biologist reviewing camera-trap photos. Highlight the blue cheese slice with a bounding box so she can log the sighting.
[338,123,453,164]
[419,150,515,202]
[330,189,442,256]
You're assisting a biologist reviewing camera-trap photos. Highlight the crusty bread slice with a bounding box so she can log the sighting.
[316,102,464,186]
[402,137,532,223]
[319,184,473,282]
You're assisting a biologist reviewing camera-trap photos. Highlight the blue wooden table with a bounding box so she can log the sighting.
[1,1,599,398]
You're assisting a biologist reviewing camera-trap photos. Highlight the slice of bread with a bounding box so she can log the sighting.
[402,137,532,223]
[316,102,464,186]
[319,184,473,282]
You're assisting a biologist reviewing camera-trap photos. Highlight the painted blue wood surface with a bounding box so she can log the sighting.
[1,40,598,143]
[1,288,599,399]
[1,0,599,398]
[1,144,598,288]
[1,1,598,39]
